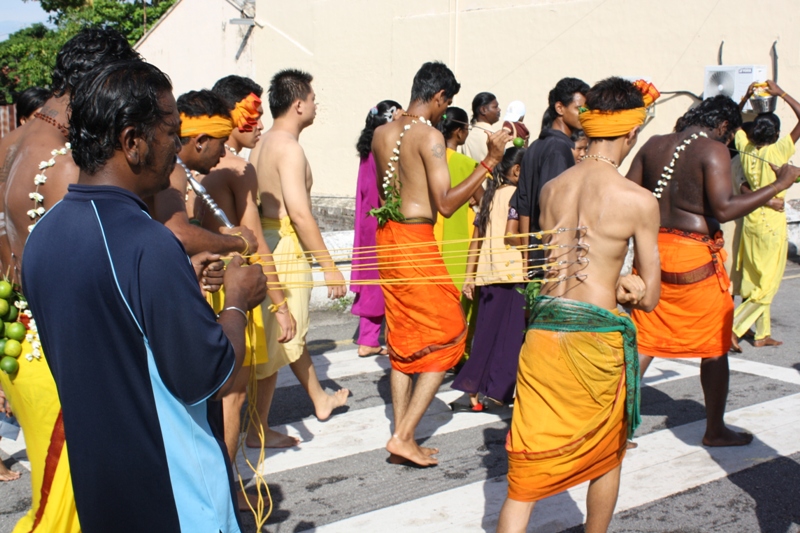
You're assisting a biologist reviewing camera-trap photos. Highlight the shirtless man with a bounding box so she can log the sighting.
[202,75,297,462]
[627,95,800,447]
[371,61,509,466]
[149,89,258,257]
[498,77,661,533]
[248,69,349,445]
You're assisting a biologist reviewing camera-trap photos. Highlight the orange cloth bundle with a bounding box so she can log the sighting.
[506,325,627,502]
[180,113,234,139]
[230,93,262,132]
[376,219,466,374]
[632,229,733,358]
[578,79,660,138]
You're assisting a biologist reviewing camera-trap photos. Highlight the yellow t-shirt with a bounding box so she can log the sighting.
[734,129,796,197]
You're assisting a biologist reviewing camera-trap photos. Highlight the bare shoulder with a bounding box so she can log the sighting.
[619,176,659,214]
[423,126,446,158]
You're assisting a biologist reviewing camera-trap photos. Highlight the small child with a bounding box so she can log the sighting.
[452,147,527,411]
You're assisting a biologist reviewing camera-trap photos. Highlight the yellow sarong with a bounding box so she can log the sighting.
[507,301,630,502]
[261,217,311,377]
[0,333,80,533]
[207,287,269,379]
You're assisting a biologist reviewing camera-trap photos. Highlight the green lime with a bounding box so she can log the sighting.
[3,339,22,358]
[0,299,8,317]
[513,137,525,148]
[0,356,18,374]
[0,321,3,337]
[0,281,11,300]
[5,305,17,322]
[5,322,25,342]
[0,339,6,354]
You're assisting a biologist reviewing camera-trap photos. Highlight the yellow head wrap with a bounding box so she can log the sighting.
[578,80,661,138]
[230,93,262,132]
[179,113,234,139]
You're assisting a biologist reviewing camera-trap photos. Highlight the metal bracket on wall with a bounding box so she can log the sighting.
[772,40,779,83]
[718,40,724,65]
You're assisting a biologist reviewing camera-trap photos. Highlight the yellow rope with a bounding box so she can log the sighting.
[233,312,272,529]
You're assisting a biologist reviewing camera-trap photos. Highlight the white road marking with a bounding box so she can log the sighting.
[311,393,800,532]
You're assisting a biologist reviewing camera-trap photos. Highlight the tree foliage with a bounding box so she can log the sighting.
[0,0,176,104]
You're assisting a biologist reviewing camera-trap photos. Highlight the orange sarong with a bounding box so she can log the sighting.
[376,219,466,374]
[632,228,733,358]
[506,308,629,502]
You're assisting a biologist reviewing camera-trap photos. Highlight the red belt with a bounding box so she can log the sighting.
[661,261,716,285]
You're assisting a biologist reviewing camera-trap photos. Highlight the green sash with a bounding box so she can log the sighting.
[528,295,641,439]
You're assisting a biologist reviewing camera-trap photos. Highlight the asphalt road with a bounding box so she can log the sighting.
[2,262,800,532]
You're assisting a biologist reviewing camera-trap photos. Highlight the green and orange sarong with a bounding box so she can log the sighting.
[377,219,466,374]
[506,296,640,502]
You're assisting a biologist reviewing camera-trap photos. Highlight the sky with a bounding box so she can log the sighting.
[0,0,51,41]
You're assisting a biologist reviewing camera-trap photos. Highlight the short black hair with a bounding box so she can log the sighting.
[585,77,645,112]
[268,69,313,119]
[437,106,469,140]
[541,77,590,131]
[212,75,264,111]
[15,87,51,126]
[675,95,743,133]
[176,90,230,143]
[471,92,496,124]
[52,27,140,98]
[410,61,460,104]
[69,61,173,175]
[746,112,780,146]
[582,77,646,140]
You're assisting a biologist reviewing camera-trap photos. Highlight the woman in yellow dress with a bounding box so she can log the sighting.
[731,80,800,350]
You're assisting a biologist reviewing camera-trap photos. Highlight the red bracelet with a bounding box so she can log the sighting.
[480,161,493,174]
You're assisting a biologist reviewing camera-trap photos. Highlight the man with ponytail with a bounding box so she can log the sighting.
[513,77,589,273]
[628,93,800,448]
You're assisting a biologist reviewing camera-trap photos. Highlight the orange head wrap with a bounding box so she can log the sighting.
[230,93,262,132]
[179,113,234,139]
[578,80,661,138]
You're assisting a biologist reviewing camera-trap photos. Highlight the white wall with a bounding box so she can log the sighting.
[135,0,256,97]
[253,0,800,198]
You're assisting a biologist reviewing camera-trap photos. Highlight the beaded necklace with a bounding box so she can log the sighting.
[653,132,707,198]
[580,154,618,168]
[33,112,68,138]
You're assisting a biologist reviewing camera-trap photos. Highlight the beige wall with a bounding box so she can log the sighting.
[136,0,255,98]
[253,0,800,198]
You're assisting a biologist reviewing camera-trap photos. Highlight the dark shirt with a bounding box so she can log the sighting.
[513,128,575,227]
[511,128,575,275]
[23,185,240,533]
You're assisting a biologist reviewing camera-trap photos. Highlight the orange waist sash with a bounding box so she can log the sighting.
[632,228,733,358]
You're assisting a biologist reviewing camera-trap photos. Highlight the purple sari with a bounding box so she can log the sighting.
[351,154,385,318]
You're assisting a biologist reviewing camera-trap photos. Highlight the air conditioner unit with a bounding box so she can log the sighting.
[704,65,768,112]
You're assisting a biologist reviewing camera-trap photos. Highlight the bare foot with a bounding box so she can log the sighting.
[237,490,261,511]
[702,428,754,447]
[626,440,638,449]
[246,428,300,449]
[315,388,349,421]
[753,337,782,348]
[386,435,438,467]
[358,345,388,357]
[0,463,20,482]
[730,334,742,353]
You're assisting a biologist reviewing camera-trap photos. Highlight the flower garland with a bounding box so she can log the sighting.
[652,132,707,199]
[370,118,431,227]
[28,143,71,233]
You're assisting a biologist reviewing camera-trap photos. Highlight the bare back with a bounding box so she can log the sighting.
[2,107,78,284]
[372,116,445,221]
[251,129,312,220]
[629,132,731,235]
[539,162,660,310]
